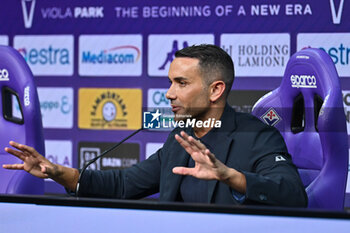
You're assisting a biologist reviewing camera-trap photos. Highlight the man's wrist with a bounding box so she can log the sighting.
[220,167,247,194]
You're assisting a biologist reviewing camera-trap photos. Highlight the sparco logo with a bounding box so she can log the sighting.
[0,69,9,81]
[24,86,30,106]
[290,75,317,88]
[21,0,36,29]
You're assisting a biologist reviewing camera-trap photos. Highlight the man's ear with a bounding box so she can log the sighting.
[209,80,226,103]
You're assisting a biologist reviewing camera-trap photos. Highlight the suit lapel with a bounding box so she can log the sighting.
[206,133,234,202]
[160,130,190,201]
[201,105,237,202]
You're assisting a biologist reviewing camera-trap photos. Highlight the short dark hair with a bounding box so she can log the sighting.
[175,44,234,99]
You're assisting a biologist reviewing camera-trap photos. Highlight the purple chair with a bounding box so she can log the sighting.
[0,45,44,194]
[252,48,348,210]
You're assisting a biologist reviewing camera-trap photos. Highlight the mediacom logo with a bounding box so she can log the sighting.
[78,88,142,130]
[37,87,73,129]
[79,35,142,76]
[81,45,140,64]
[221,33,290,77]
[148,34,214,77]
[297,33,350,77]
[13,35,74,76]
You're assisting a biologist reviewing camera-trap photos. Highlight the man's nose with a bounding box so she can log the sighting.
[166,84,176,100]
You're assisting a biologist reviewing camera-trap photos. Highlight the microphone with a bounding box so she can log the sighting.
[76,127,143,197]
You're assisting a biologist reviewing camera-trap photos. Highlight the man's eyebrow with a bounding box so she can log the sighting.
[173,77,188,82]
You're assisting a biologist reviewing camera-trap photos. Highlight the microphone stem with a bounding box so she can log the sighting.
[76,127,143,197]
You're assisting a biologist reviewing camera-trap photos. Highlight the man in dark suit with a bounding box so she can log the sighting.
[3,45,307,206]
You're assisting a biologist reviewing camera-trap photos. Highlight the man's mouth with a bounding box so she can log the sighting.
[171,105,181,112]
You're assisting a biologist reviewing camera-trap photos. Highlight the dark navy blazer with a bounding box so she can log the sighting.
[79,105,307,207]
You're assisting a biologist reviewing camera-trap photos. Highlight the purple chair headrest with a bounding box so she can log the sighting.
[252,48,348,209]
[0,45,44,194]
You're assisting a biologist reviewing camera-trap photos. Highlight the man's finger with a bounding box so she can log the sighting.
[188,136,207,151]
[180,131,206,151]
[9,141,38,156]
[205,149,216,163]
[172,166,194,176]
[4,147,26,160]
[2,164,24,170]
[175,134,195,154]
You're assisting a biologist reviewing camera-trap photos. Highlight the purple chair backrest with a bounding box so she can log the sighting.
[252,48,348,210]
[0,45,44,194]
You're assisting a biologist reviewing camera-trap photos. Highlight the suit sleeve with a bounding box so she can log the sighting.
[242,127,308,207]
[78,149,162,199]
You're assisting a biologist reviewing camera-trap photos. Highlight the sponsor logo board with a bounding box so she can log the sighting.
[37,87,73,129]
[45,140,72,181]
[0,36,9,45]
[221,33,290,77]
[13,35,74,76]
[78,88,142,130]
[148,34,214,77]
[79,142,139,170]
[79,35,142,76]
[342,91,350,134]
[297,33,350,77]
[145,143,163,160]
[147,88,173,131]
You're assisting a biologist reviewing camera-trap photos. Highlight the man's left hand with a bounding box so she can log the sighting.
[173,131,228,181]
[173,131,246,193]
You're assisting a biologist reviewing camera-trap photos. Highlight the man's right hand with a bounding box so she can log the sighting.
[3,141,79,192]
[3,141,57,179]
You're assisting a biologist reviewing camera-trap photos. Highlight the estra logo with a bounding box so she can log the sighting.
[148,34,214,77]
[297,33,350,77]
[79,35,142,76]
[14,35,74,76]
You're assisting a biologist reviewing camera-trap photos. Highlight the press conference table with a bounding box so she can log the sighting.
[0,194,350,233]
